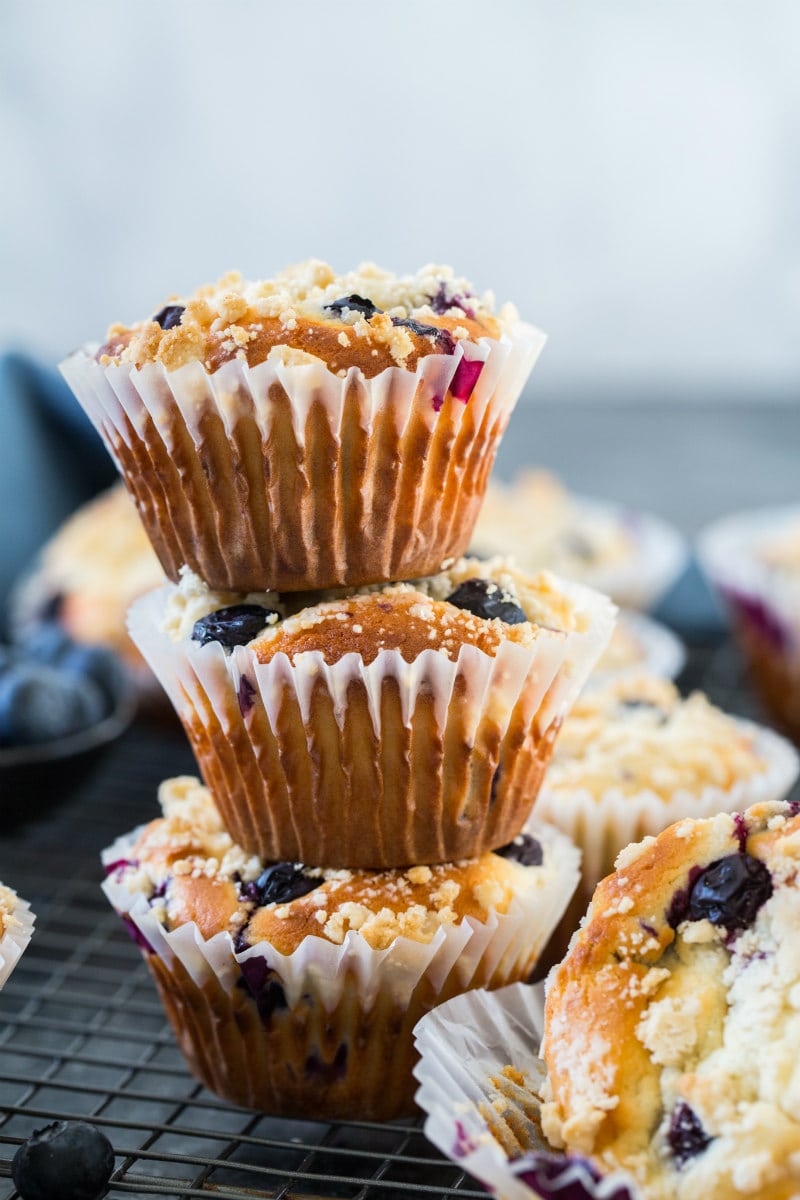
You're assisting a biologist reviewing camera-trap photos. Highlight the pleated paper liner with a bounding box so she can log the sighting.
[61,322,545,593]
[413,982,639,1199]
[0,888,35,990]
[128,576,616,867]
[102,820,580,1121]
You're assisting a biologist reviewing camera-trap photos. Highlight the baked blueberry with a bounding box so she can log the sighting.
[237,956,289,1022]
[391,316,456,354]
[445,578,527,625]
[11,1119,114,1200]
[430,282,475,319]
[685,852,773,932]
[152,304,185,330]
[191,604,279,650]
[324,294,382,319]
[240,863,320,907]
[667,1101,712,1167]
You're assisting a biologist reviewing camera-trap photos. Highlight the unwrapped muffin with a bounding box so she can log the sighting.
[128,558,615,867]
[698,505,800,741]
[61,261,546,592]
[541,800,800,1200]
[102,776,579,1120]
[0,884,35,990]
[533,673,797,961]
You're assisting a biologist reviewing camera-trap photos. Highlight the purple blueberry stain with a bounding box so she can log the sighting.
[451,1119,479,1158]
[431,394,444,413]
[732,812,748,852]
[120,915,155,954]
[639,920,659,939]
[490,765,502,806]
[667,1101,712,1167]
[668,854,772,934]
[449,357,483,402]
[512,1153,635,1200]
[496,833,543,868]
[725,589,788,652]
[191,604,279,651]
[237,955,289,1024]
[237,674,256,717]
[103,857,138,881]
[152,304,185,331]
[305,1044,348,1082]
[430,283,476,319]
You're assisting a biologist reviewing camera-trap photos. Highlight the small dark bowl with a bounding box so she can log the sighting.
[0,683,137,823]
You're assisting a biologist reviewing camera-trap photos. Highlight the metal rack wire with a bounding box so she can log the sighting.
[0,640,795,1199]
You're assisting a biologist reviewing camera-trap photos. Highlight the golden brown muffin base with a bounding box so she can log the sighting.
[182,668,559,868]
[146,921,544,1121]
[107,369,510,593]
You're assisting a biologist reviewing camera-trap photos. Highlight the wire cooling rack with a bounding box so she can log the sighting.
[0,640,795,1199]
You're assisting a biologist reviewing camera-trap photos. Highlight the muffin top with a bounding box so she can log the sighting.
[543,674,769,801]
[96,260,515,377]
[106,777,560,955]
[160,558,584,666]
[472,471,635,581]
[541,800,800,1200]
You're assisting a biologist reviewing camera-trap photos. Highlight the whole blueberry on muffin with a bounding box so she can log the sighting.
[541,801,800,1200]
[61,261,546,592]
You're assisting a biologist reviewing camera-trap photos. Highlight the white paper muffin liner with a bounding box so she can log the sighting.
[588,610,685,687]
[60,322,545,592]
[128,577,615,866]
[101,821,580,1118]
[0,889,35,991]
[575,499,687,613]
[533,716,798,895]
[413,982,639,1200]
[101,818,580,1011]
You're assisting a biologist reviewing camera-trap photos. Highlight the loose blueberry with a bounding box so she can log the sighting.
[495,834,543,868]
[0,663,105,746]
[20,622,74,666]
[667,1101,712,1167]
[324,294,382,319]
[152,304,185,331]
[445,579,527,625]
[58,643,124,707]
[239,862,320,907]
[685,852,772,932]
[11,1119,114,1200]
[191,604,279,650]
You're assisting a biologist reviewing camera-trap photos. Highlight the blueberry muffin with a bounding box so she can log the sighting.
[61,261,546,592]
[11,483,164,699]
[103,776,579,1120]
[699,506,800,742]
[0,884,35,990]
[541,800,800,1199]
[128,557,615,867]
[533,674,797,962]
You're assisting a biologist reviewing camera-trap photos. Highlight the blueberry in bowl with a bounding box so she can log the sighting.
[0,621,135,821]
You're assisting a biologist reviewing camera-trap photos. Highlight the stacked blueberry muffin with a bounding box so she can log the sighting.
[62,261,616,1118]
